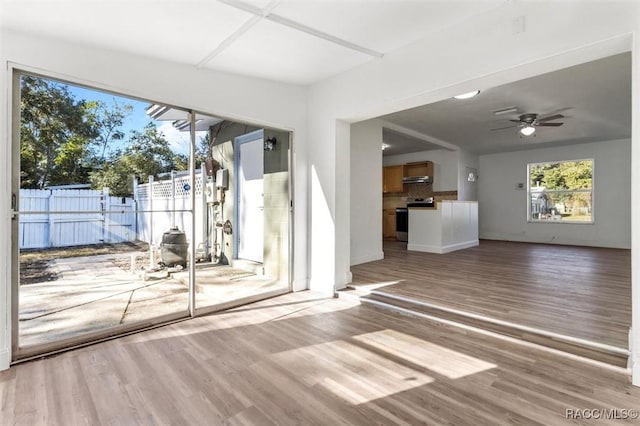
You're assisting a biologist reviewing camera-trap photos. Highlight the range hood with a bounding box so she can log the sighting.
[402,176,432,184]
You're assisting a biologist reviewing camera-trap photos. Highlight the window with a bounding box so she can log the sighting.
[528,159,593,223]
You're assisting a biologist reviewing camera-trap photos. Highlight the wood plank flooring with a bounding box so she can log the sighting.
[351,240,631,348]
[1,291,639,425]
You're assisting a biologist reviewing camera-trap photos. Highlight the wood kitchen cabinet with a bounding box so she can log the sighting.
[383,209,397,238]
[383,165,404,193]
[404,161,434,178]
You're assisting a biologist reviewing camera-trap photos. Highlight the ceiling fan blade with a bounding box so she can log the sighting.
[537,122,563,127]
[490,125,518,131]
[509,119,522,123]
[538,114,564,122]
[540,107,573,117]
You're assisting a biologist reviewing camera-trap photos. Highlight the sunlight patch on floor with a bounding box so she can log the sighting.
[351,280,401,292]
[271,339,434,405]
[352,329,496,379]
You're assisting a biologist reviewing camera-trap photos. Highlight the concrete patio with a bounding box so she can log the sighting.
[19,251,285,348]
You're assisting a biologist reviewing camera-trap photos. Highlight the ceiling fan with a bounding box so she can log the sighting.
[491,113,565,136]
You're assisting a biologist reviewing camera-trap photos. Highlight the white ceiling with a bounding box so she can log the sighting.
[381,52,632,156]
[0,0,504,85]
[1,1,630,157]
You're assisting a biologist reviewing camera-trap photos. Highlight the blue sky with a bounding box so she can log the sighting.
[66,84,193,155]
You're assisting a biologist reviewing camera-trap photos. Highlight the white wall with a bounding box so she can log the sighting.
[350,120,383,266]
[383,149,458,192]
[458,148,479,201]
[0,29,308,370]
[478,139,631,248]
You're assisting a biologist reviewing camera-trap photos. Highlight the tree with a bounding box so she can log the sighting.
[20,75,187,195]
[19,76,135,188]
[84,99,133,161]
[529,160,593,218]
[529,161,592,190]
[90,123,187,196]
[20,75,96,188]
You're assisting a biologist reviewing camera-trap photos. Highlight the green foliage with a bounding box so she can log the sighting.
[20,75,96,188]
[20,75,187,196]
[529,160,593,221]
[529,160,592,190]
[90,123,187,196]
[195,132,211,167]
[84,99,133,160]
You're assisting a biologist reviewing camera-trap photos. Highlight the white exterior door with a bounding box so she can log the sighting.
[238,138,264,263]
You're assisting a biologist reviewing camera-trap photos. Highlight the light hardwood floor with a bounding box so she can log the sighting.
[1,291,638,425]
[352,240,631,348]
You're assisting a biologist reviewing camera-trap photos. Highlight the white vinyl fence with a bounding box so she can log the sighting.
[19,170,207,250]
[134,170,206,251]
[19,188,135,249]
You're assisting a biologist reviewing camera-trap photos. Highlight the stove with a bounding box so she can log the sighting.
[395,207,408,241]
[407,197,435,208]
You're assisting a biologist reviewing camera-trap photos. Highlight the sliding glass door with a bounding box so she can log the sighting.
[11,69,292,361]
[12,71,192,359]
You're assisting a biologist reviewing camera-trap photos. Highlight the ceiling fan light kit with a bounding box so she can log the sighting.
[520,125,536,136]
[490,112,565,137]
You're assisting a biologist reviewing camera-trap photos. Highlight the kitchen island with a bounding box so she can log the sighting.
[408,200,478,254]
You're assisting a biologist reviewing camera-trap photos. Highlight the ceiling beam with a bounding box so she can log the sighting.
[213,0,384,59]
[197,0,281,68]
[380,120,459,151]
[265,13,384,58]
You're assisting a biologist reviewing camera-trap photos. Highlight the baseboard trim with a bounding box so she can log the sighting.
[407,243,442,253]
[441,240,479,253]
[408,240,479,254]
[345,271,353,284]
[479,234,630,249]
[0,348,10,371]
[350,251,384,266]
[309,278,335,295]
[292,278,309,292]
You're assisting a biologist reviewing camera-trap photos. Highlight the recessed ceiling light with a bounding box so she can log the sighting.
[520,125,536,136]
[453,90,480,100]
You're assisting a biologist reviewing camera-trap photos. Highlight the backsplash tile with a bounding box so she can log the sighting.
[406,182,434,199]
[383,185,457,208]
[433,191,458,202]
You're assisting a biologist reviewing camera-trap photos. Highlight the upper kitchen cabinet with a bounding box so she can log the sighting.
[383,165,404,193]
[404,161,434,178]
